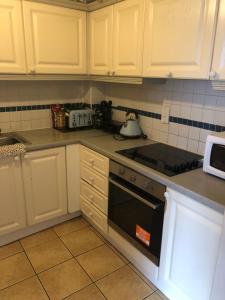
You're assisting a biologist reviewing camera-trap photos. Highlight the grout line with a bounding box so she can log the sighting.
[93,264,127,284]
[0,275,37,294]
[94,282,108,300]
[23,248,50,300]
[37,257,73,276]
[60,282,94,300]
[55,224,91,239]
[59,236,95,284]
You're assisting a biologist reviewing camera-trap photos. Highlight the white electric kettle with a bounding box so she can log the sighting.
[120,112,143,138]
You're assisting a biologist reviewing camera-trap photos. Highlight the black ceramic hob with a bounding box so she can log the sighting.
[117,143,203,177]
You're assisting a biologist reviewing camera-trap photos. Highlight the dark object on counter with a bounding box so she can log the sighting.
[51,104,67,129]
[93,100,113,129]
[117,143,203,177]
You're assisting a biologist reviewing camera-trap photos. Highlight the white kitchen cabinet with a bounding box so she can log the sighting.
[211,0,225,80]
[88,6,113,75]
[0,157,26,236]
[112,0,145,76]
[88,0,145,76]
[22,147,67,226]
[66,144,80,213]
[143,0,217,79]
[0,0,26,74]
[23,1,86,74]
[159,188,224,300]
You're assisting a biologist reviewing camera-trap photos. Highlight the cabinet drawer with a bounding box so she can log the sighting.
[81,163,108,196]
[80,146,109,176]
[81,180,108,214]
[81,196,108,234]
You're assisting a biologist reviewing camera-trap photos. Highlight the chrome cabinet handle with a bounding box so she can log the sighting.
[30,69,36,75]
[112,71,115,76]
[167,72,172,78]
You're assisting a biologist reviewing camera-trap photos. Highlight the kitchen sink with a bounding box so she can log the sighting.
[0,134,29,146]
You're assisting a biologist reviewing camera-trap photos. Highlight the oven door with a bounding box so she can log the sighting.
[108,177,165,266]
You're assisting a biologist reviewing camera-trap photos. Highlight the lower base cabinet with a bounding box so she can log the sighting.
[159,188,224,300]
[0,157,26,236]
[22,147,68,225]
[81,196,108,234]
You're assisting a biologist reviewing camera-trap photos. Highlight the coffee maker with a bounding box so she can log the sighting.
[93,100,122,133]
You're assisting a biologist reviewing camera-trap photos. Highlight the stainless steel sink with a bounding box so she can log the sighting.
[0,134,29,146]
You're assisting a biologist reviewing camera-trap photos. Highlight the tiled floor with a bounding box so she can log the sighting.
[0,217,168,300]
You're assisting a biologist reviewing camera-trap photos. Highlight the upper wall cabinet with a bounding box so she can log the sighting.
[23,1,86,74]
[211,0,225,80]
[88,0,145,76]
[143,0,218,79]
[88,6,113,75]
[113,0,145,76]
[0,0,26,74]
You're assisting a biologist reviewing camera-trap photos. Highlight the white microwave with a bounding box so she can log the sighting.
[203,132,225,179]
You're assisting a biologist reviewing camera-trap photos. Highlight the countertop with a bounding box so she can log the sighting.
[17,128,225,212]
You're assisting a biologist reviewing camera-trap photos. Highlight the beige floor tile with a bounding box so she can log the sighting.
[145,291,165,300]
[39,259,91,300]
[0,276,48,300]
[107,243,129,264]
[77,244,125,281]
[25,238,72,273]
[54,217,89,237]
[129,263,157,291]
[65,284,105,300]
[20,229,58,250]
[0,252,34,290]
[0,241,23,260]
[61,227,104,256]
[96,265,153,300]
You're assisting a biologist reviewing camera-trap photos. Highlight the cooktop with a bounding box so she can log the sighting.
[117,143,203,177]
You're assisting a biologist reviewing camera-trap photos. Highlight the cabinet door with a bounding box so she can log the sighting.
[66,144,80,213]
[159,189,224,300]
[143,0,217,79]
[0,0,26,74]
[113,0,145,76]
[211,0,225,80]
[0,157,26,236]
[23,1,86,74]
[22,147,67,225]
[88,6,113,75]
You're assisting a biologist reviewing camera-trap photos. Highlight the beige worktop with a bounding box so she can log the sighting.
[17,128,225,212]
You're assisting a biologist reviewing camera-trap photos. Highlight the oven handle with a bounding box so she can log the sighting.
[109,178,160,210]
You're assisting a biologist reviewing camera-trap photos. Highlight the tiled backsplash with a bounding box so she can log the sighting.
[91,79,225,155]
[0,81,87,132]
[1,79,225,155]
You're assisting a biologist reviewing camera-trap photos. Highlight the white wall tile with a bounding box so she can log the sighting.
[177,136,188,150]
[199,129,212,143]
[191,107,202,121]
[168,134,178,146]
[215,111,225,126]
[187,139,199,153]
[202,109,215,124]
[198,142,206,155]
[169,123,179,135]
[178,124,189,138]
[189,127,200,140]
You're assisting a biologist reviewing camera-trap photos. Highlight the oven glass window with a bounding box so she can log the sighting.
[210,144,225,172]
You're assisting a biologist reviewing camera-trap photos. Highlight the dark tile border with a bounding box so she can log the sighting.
[113,105,225,133]
[0,102,224,133]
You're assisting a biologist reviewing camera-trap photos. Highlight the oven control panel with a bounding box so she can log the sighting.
[110,160,166,202]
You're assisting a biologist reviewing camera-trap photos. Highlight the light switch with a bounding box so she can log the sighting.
[161,102,170,124]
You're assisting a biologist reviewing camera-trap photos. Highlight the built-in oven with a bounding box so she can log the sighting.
[108,160,166,266]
